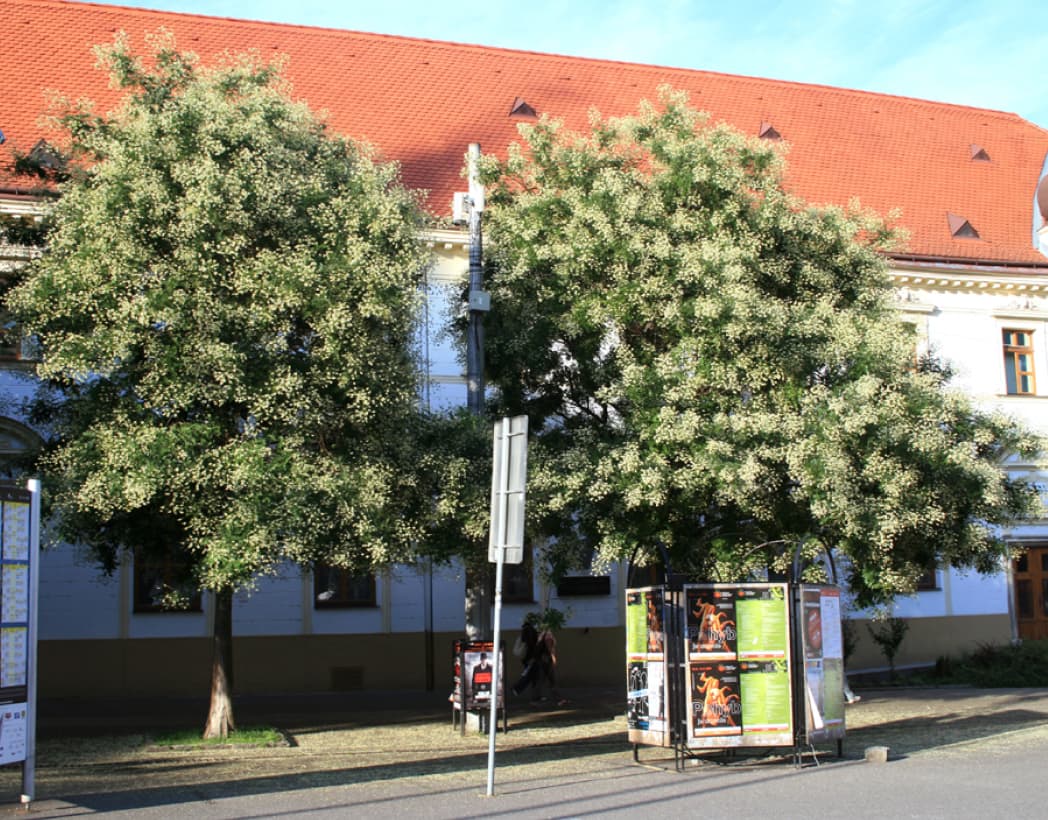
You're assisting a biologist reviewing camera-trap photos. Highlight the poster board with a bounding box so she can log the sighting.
[0,486,32,767]
[799,585,846,744]
[685,583,793,748]
[452,640,504,711]
[625,587,670,746]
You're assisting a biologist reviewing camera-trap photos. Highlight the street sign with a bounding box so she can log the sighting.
[488,415,527,564]
[486,415,528,796]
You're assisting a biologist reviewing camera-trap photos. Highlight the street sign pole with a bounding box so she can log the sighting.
[486,415,527,797]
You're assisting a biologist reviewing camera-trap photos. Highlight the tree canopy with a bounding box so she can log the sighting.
[6,32,484,734]
[478,88,1041,606]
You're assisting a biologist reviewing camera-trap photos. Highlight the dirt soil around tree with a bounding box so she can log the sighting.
[2,686,1048,811]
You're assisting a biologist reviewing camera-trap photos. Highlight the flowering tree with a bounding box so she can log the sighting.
[479,88,1040,604]
[8,33,451,737]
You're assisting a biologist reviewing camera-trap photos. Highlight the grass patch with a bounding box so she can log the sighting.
[921,639,1048,687]
[151,726,287,748]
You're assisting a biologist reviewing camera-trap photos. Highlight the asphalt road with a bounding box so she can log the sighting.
[3,687,1047,818]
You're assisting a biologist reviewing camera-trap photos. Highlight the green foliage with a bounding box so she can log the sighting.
[930,640,1048,688]
[525,606,570,632]
[478,86,1041,602]
[7,32,448,592]
[867,616,910,677]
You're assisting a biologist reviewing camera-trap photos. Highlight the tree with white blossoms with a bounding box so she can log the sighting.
[7,33,482,738]
[478,87,1041,606]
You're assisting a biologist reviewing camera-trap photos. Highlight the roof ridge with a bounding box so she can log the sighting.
[44,0,1033,127]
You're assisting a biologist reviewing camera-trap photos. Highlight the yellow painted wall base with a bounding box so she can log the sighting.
[845,613,1011,672]
[38,627,628,698]
[37,614,1012,697]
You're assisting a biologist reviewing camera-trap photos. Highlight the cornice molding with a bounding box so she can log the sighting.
[421,228,470,249]
[890,263,1048,294]
[0,196,45,219]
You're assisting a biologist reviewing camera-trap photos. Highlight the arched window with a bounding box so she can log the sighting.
[0,417,40,479]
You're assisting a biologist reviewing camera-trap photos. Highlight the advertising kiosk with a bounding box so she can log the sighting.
[626,554,846,768]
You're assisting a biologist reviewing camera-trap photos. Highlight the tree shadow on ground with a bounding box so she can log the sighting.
[1,729,630,814]
[843,705,1048,758]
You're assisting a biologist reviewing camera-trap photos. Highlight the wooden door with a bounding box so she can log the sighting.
[1014,546,1048,641]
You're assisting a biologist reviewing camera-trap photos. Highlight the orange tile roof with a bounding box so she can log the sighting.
[3,0,1048,267]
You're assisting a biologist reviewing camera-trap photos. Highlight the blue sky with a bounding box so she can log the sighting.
[90,0,1047,129]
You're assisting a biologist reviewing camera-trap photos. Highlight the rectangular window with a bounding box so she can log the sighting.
[556,575,611,596]
[1003,329,1036,395]
[133,550,202,613]
[0,311,21,360]
[314,565,376,608]
[915,565,939,591]
[489,545,534,604]
[555,546,612,597]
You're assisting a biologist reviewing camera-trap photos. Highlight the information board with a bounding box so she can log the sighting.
[625,587,670,746]
[0,485,33,769]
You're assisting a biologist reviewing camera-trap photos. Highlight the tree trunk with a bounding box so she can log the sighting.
[203,587,235,739]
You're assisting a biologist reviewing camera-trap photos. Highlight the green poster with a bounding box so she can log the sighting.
[626,591,648,656]
[739,660,791,732]
[822,659,845,725]
[736,587,788,658]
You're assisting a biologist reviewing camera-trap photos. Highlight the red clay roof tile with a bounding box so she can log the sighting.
[2,0,1047,267]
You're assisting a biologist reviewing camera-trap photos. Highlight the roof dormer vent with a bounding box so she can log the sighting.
[970,144,990,162]
[758,121,782,141]
[947,212,980,239]
[509,97,538,119]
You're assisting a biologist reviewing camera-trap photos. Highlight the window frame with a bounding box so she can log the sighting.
[313,565,378,609]
[489,545,535,604]
[1003,328,1036,395]
[132,549,202,614]
[915,565,940,592]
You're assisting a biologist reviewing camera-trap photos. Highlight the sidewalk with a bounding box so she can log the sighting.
[4,686,1048,818]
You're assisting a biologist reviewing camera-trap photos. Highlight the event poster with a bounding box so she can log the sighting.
[738,659,793,742]
[800,586,846,743]
[736,585,789,658]
[689,662,742,739]
[687,587,737,659]
[627,660,667,740]
[0,704,27,766]
[452,640,504,710]
[626,587,670,746]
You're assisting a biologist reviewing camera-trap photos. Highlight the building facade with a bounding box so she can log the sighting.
[2,0,1048,694]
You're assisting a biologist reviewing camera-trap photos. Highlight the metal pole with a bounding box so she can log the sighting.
[487,417,511,796]
[465,141,491,643]
[466,142,485,416]
[22,478,40,806]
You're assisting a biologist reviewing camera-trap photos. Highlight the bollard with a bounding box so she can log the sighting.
[864,745,890,764]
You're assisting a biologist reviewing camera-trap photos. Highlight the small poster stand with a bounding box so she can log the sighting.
[627,547,845,768]
[451,639,507,734]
